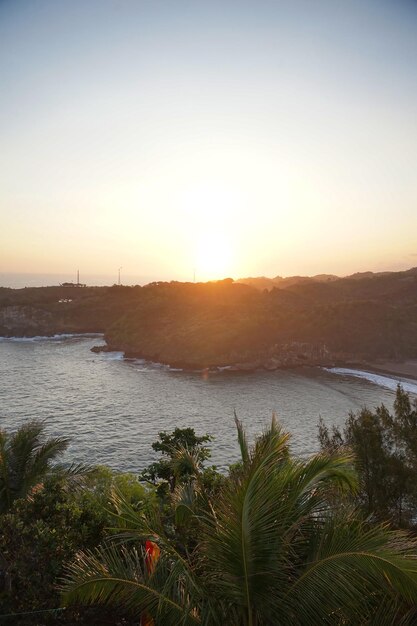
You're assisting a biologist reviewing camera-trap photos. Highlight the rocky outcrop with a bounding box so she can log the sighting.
[0,306,55,336]
[100,339,353,372]
[227,342,365,372]
[213,342,336,371]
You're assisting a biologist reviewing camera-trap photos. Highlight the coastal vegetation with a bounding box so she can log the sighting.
[2,398,417,624]
[319,385,417,528]
[0,425,152,624]
[61,415,417,624]
[1,267,417,369]
[0,420,86,514]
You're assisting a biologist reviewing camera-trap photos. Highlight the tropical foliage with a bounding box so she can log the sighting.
[0,476,153,625]
[62,418,417,625]
[0,420,86,514]
[319,385,417,527]
[0,477,110,624]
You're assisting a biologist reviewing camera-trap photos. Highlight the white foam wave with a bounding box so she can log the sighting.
[98,351,124,361]
[325,367,417,395]
[130,359,182,372]
[0,333,103,342]
[149,361,169,369]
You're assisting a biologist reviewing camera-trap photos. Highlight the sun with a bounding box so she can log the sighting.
[179,179,242,280]
[194,231,234,281]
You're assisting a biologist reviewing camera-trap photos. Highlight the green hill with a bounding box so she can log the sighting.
[1,268,417,369]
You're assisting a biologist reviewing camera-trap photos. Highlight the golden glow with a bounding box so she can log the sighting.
[2,143,416,281]
[178,179,243,280]
[194,231,234,281]
[2,2,417,283]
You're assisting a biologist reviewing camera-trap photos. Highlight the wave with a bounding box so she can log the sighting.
[325,367,417,395]
[0,333,104,342]
[97,351,124,361]
[148,360,183,372]
[102,354,183,371]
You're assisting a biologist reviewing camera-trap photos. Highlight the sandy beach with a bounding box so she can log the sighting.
[364,360,417,382]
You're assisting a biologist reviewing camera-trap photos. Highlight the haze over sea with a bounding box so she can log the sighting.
[0,273,152,289]
[1,335,416,472]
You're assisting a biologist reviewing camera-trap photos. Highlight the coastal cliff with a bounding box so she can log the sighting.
[1,268,417,370]
[0,305,55,335]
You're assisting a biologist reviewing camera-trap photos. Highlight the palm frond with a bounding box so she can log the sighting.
[0,421,76,512]
[172,481,199,527]
[171,446,203,480]
[284,516,417,624]
[0,431,11,512]
[201,431,298,621]
[107,488,196,576]
[234,411,249,465]
[61,544,201,625]
[51,462,93,490]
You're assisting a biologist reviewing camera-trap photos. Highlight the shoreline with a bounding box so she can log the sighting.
[362,361,417,383]
[112,347,417,384]
[3,333,417,384]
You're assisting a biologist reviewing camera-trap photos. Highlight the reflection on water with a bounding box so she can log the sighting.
[0,337,407,472]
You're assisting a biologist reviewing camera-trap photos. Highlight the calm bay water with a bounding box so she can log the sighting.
[0,336,415,472]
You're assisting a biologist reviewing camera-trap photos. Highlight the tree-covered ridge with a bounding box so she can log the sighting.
[105,268,417,367]
[1,267,417,367]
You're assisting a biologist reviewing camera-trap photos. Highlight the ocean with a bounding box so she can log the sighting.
[1,272,158,288]
[1,335,416,472]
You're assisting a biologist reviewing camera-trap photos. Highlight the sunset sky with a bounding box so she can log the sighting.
[1,0,417,284]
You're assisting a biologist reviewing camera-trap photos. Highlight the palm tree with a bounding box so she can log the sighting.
[0,420,85,514]
[62,417,417,625]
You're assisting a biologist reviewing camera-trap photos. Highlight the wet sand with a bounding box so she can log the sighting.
[364,360,417,382]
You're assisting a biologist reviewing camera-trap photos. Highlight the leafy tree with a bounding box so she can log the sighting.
[0,469,154,624]
[0,420,155,624]
[62,417,417,625]
[319,385,417,527]
[0,478,105,624]
[140,428,213,493]
[83,465,155,511]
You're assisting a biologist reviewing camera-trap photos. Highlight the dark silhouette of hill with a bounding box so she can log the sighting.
[236,273,339,290]
[236,269,415,291]
[1,268,416,369]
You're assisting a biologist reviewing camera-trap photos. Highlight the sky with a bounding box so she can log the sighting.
[1,0,417,285]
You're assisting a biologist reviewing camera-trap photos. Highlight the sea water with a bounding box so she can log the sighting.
[0,336,415,472]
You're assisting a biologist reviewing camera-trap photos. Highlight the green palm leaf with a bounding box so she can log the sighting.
[0,420,87,513]
[62,543,201,625]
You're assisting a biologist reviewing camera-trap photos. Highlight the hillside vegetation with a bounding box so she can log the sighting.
[1,268,417,369]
